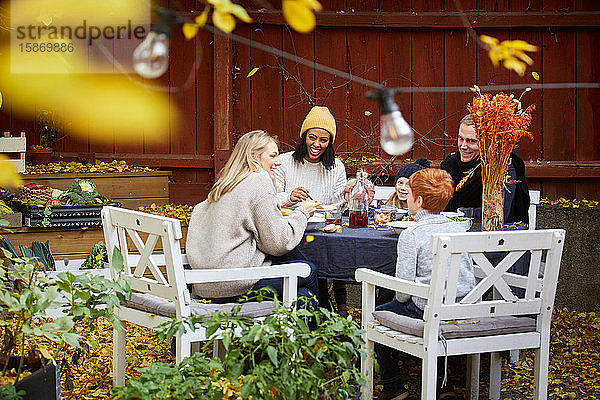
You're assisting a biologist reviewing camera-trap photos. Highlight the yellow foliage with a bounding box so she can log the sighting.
[0,45,175,146]
[208,0,252,33]
[195,7,210,27]
[282,0,322,34]
[0,156,23,189]
[480,35,538,76]
[182,23,199,39]
[12,0,149,27]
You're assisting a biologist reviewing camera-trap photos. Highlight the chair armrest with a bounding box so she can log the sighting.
[355,268,429,299]
[183,262,311,284]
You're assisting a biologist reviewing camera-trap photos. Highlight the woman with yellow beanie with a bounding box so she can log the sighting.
[274,106,348,315]
[274,106,347,207]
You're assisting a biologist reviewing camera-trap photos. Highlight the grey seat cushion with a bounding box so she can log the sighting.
[126,292,276,318]
[373,311,536,339]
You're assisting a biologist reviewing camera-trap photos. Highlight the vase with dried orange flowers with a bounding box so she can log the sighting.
[468,86,534,231]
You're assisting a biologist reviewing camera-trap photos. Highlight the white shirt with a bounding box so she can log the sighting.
[274,151,347,206]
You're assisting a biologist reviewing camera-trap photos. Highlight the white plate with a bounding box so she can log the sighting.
[316,204,337,211]
[306,216,326,230]
[387,220,416,234]
[441,211,465,218]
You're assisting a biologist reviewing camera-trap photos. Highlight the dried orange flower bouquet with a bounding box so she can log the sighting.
[468,86,534,230]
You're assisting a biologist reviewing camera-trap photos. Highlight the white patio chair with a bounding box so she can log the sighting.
[356,229,565,400]
[101,206,311,387]
[528,189,541,230]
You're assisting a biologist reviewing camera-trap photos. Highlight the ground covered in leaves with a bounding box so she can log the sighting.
[26,308,599,399]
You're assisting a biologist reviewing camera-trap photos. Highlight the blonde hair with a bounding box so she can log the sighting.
[408,168,454,214]
[385,192,408,209]
[460,114,474,127]
[207,130,277,202]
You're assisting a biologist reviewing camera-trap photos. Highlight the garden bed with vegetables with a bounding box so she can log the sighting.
[21,161,171,209]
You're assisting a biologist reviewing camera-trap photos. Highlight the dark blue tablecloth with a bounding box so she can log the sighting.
[273,219,530,283]
[272,221,399,280]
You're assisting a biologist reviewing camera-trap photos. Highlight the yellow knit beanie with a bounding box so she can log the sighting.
[300,106,337,142]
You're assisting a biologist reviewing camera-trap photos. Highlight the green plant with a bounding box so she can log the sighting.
[80,242,108,270]
[113,291,367,400]
[58,179,98,206]
[36,110,60,149]
[0,247,131,397]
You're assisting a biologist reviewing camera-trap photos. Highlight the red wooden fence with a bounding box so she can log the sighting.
[2,0,599,204]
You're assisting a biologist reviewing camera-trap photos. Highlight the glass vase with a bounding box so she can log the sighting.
[482,180,504,231]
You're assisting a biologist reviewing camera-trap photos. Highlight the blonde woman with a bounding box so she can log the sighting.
[186,130,319,305]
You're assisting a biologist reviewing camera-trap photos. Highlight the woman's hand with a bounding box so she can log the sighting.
[298,200,319,216]
[290,187,310,203]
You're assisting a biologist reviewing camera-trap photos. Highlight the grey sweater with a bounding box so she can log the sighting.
[185,170,309,298]
[395,210,475,310]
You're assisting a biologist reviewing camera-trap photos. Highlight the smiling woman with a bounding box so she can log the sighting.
[274,106,347,207]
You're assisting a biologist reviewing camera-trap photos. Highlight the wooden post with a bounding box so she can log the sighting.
[213,33,233,175]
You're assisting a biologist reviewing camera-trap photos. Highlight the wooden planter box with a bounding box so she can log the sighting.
[6,224,188,262]
[0,211,23,228]
[20,171,171,209]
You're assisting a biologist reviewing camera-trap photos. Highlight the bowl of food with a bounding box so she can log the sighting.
[449,216,472,230]
[306,216,326,230]
[441,210,465,218]
[374,209,392,227]
[387,220,416,234]
[395,208,409,221]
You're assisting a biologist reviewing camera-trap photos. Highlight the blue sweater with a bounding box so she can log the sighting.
[395,210,475,309]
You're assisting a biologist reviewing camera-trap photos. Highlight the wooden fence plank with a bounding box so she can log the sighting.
[412,30,446,160]
[250,25,284,143]
[443,28,477,160]
[347,27,379,161]
[282,29,315,153]
[196,29,215,160]
[169,3,197,158]
[314,25,349,157]
[232,25,252,139]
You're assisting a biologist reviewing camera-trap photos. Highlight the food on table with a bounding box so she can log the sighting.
[323,224,342,233]
[374,210,391,226]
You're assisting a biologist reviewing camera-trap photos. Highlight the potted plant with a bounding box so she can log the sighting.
[0,248,130,400]
[113,291,367,400]
[29,110,61,165]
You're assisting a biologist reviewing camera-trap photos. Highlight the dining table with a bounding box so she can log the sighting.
[273,217,530,285]
[273,219,399,281]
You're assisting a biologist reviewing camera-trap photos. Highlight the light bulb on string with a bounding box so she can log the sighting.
[133,8,177,79]
[133,31,170,78]
[366,87,414,155]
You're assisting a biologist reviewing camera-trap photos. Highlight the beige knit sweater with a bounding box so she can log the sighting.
[185,170,309,298]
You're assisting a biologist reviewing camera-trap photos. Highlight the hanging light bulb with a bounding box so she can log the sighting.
[133,31,170,78]
[366,87,414,155]
[133,8,177,79]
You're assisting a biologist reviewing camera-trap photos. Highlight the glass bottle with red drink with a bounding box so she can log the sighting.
[348,170,369,228]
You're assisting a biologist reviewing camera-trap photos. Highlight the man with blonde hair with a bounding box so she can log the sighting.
[441,114,530,224]
[374,168,474,400]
